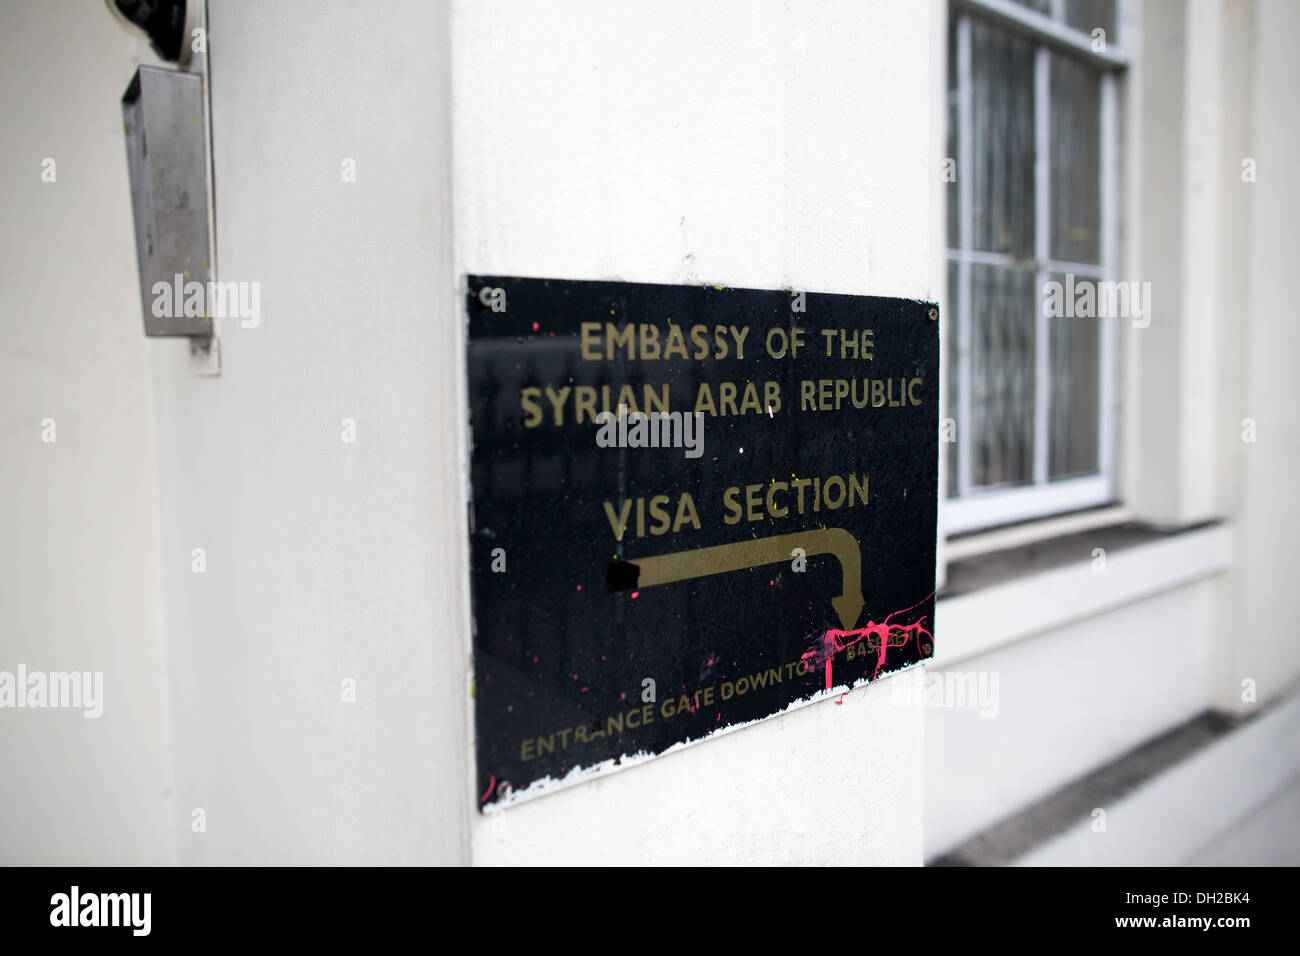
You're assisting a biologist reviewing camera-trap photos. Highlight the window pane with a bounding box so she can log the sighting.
[971,263,1036,489]
[1050,52,1101,264]
[1008,0,1052,14]
[1063,0,1116,38]
[970,19,1035,257]
[947,14,959,248]
[947,259,960,497]
[1046,274,1101,479]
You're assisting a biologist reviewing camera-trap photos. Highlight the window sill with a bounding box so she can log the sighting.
[934,689,1300,866]
[945,502,1131,560]
[930,709,1241,865]
[944,477,1116,537]
[934,520,1232,666]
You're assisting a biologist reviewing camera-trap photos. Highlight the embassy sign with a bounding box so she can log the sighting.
[465,275,939,807]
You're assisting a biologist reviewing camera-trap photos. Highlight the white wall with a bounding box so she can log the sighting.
[1220,0,1300,708]
[924,0,1300,860]
[0,1,174,864]
[1189,775,1300,866]
[1132,0,1300,710]
[9,0,1285,867]
[1,0,935,867]
[926,580,1216,857]
[150,0,468,864]
[452,0,935,865]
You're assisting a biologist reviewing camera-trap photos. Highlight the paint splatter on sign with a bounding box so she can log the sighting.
[466,276,938,807]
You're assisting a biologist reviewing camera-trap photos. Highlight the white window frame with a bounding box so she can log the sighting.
[945,0,1129,535]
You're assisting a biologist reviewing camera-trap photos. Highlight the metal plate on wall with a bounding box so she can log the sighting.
[122,66,213,337]
[466,275,938,807]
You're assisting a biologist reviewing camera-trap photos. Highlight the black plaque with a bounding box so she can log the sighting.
[466,275,938,806]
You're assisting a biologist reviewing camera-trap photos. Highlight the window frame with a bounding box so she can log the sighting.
[945,0,1130,536]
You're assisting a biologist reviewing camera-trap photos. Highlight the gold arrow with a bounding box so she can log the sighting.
[624,529,863,630]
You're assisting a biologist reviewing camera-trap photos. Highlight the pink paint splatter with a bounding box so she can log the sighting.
[630,591,639,600]
[802,591,936,695]
[576,584,583,591]
[480,775,496,804]
[531,321,539,331]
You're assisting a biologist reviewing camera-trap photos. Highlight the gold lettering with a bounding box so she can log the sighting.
[579,322,602,360]
[695,383,717,416]
[713,326,730,359]
[720,382,739,417]
[607,324,635,359]
[673,493,701,533]
[766,481,788,517]
[723,487,743,525]
[616,384,640,413]
[824,475,846,509]
[574,386,597,424]
[645,385,669,415]
[520,387,542,428]
[544,385,571,425]
[603,500,631,542]
[765,381,781,414]
[690,325,710,359]
[639,324,661,360]
[649,495,671,535]
[663,324,689,360]
[731,325,749,359]
[849,473,869,507]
